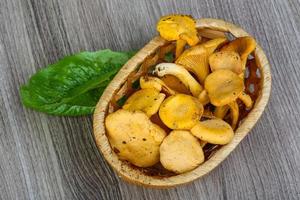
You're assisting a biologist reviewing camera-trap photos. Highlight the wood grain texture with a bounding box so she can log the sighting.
[0,0,299,199]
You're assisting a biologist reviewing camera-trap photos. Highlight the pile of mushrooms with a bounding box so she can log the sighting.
[105,15,257,174]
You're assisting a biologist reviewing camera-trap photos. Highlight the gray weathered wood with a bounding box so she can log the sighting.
[0,0,299,199]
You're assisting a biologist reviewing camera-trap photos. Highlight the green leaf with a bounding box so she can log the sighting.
[116,96,127,107]
[164,52,174,62]
[20,49,134,116]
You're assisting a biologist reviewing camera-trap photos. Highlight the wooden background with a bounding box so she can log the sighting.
[0,0,299,199]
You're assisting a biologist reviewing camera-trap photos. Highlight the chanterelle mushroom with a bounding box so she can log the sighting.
[153,63,203,97]
[228,101,239,130]
[214,105,230,119]
[198,90,210,105]
[161,75,191,94]
[239,92,253,109]
[208,51,243,74]
[201,37,228,54]
[191,119,234,145]
[157,15,200,58]
[160,130,204,173]
[214,93,251,130]
[159,94,203,129]
[205,69,244,106]
[176,37,228,83]
[105,109,166,167]
[221,36,256,72]
[122,88,166,117]
[140,76,176,95]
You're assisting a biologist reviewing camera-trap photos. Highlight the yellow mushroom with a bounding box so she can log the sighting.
[228,101,239,130]
[159,94,203,129]
[157,15,200,58]
[176,37,228,83]
[208,51,243,74]
[214,94,252,124]
[201,37,229,54]
[198,90,210,105]
[140,76,176,95]
[191,119,234,145]
[105,109,166,167]
[122,88,166,117]
[214,94,251,130]
[204,69,244,106]
[175,39,187,59]
[214,93,252,121]
[221,36,256,71]
[153,63,203,97]
[160,130,204,173]
[239,92,253,109]
[214,105,230,119]
[161,75,191,94]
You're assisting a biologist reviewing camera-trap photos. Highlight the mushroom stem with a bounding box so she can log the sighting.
[175,39,187,59]
[214,105,230,119]
[153,63,203,97]
[198,90,210,105]
[228,101,239,130]
[179,32,200,46]
[239,92,253,109]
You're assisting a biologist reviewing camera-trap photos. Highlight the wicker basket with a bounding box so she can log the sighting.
[93,18,271,188]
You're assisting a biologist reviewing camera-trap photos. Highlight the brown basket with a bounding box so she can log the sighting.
[93,18,271,188]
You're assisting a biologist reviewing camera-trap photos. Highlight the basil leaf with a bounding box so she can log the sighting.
[20,49,134,116]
